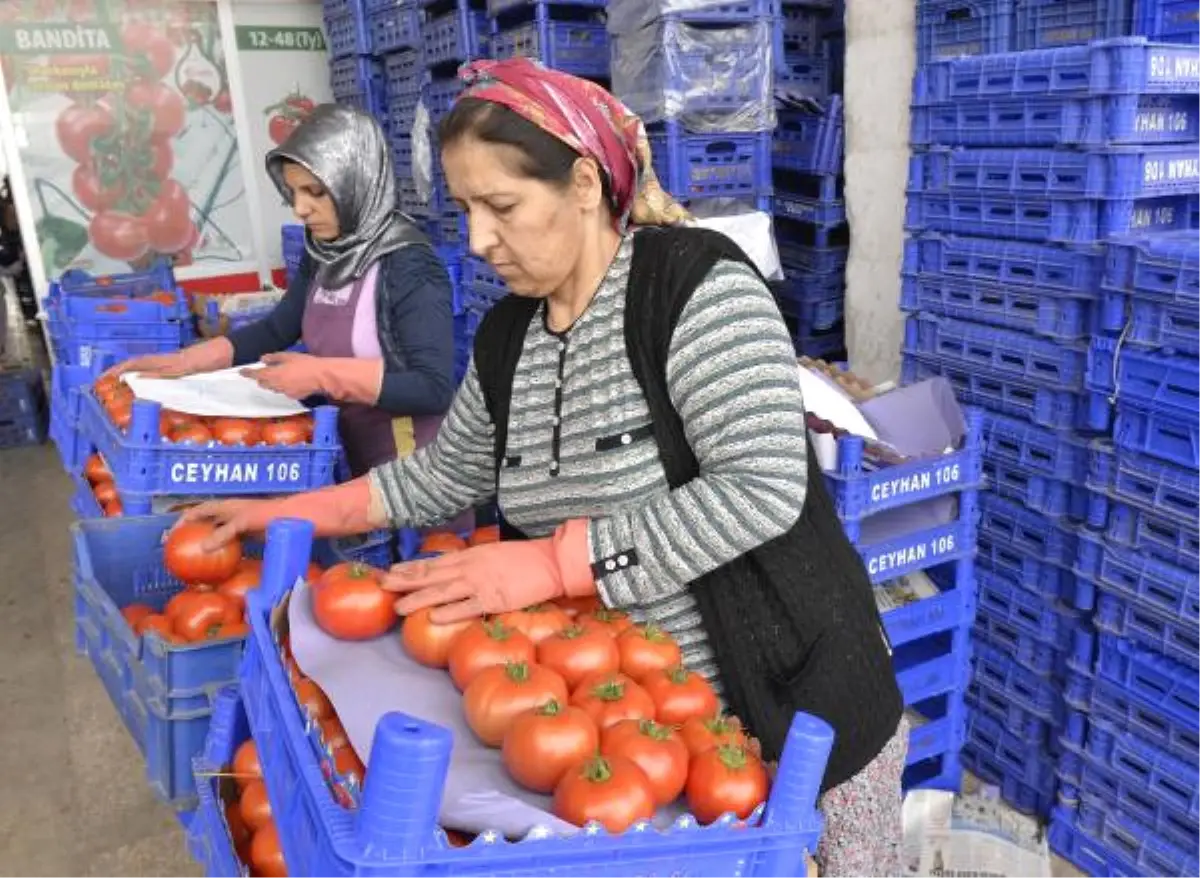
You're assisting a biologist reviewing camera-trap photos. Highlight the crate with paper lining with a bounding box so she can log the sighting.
[237,518,831,878]
[78,363,341,496]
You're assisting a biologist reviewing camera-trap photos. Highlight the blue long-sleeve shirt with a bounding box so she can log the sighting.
[229,244,456,416]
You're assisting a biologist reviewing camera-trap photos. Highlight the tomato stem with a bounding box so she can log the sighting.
[557,624,586,640]
[665,665,690,685]
[716,743,750,771]
[582,756,613,784]
[504,661,531,683]
[482,619,514,641]
[637,719,672,741]
[594,680,627,702]
[537,699,563,717]
[641,623,671,643]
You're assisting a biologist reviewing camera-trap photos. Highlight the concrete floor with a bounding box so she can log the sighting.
[0,443,198,877]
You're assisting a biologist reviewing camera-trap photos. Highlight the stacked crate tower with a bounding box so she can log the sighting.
[606,0,775,241]
[904,0,1199,868]
[772,0,849,360]
[325,0,387,122]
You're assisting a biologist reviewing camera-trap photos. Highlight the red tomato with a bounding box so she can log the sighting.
[617,625,682,682]
[570,671,656,730]
[400,607,472,668]
[312,562,396,641]
[171,421,212,444]
[601,719,689,806]
[164,520,244,584]
[294,678,333,720]
[419,532,468,555]
[497,603,571,645]
[144,179,194,254]
[640,666,720,727]
[685,744,770,824]
[224,801,250,858]
[249,821,287,878]
[89,211,149,262]
[287,94,316,114]
[333,744,365,787]
[103,499,124,517]
[72,164,124,212]
[217,559,261,613]
[84,452,111,485]
[502,699,599,794]
[553,755,656,834]
[239,779,272,832]
[210,417,262,446]
[107,397,133,432]
[149,137,174,180]
[443,829,472,848]
[121,21,175,78]
[232,739,261,791]
[447,619,535,691]
[577,608,634,639]
[468,525,500,546]
[126,80,186,140]
[261,417,309,446]
[136,613,179,643]
[120,603,154,630]
[679,715,748,758]
[556,595,603,617]
[537,624,620,690]
[217,619,250,639]
[93,479,118,507]
[463,661,569,747]
[268,113,300,146]
[56,102,112,163]
[159,409,193,431]
[320,716,349,751]
[172,592,238,642]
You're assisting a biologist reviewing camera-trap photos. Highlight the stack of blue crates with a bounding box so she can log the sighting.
[324,0,386,119]
[772,0,847,359]
[0,364,46,450]
[607,0,776,244]
[903,0,1200,860]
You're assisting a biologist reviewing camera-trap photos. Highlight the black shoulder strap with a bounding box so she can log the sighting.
[624,226,770,490]
[472,294,540,478]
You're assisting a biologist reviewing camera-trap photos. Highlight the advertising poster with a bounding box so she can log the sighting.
[230,2,331,268]
[0,0,254,278]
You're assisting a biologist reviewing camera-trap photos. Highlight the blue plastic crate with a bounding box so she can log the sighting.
[894,627,974,707]
[73,515,253,809]
[980,491,1079,569]
[1048,811,1144,878]
[1136,0,1200,42]
[977,567,1084,649]
[487,0,605,13]
[1094,632,1200,724]
[967,708,1061,790]
[1061,796,1199,875]
[325,0,365,17]
[787,325,845,360]
[985,455,1090,520]
[879,562,978,648]
[51,261,176,298]
[915,38,1200,101]
[900,273,1097,341]
[79,391,340,496]
[773,269,842,312]
[775,287,843,331]
[1064,761,1200,855]
[854,513,978,585]
[491,19,609,78]
[902,353,1102,432]
[777,239,848,274]
[906,189,1199,243]
[45,304,194,369]
[649,125,771,202]
[1093,586,1200,670]
[912,91,1200,148]
[1105,229,1199,301]
[778,5,830,59]
[903,748,964,792]
[1015,0,1135,48]
[972,637,1066,723]
[282,224,306,281]
[1114,398,1200,468]
[325,9,373,58]
[910,145,1200,199]
[776,51,830,100]
[773,100,844,176]
[987,410,1093,477]
[1096,493,1199,569]
[905,313,1089,389]
[49,364,93,473]
[331,55,383,99]
[47,265,186,325]
[423,6,487,68]
[824,408,984,522]
[1084,666,1200,762]
[773,189,845,226]
[1087,442,1198,524]
[904,234,1105,293]
[371,3,421,53]
[189,687,249,878]
[1087,336,1199,421]
[916,0,1015,61]
[1101,287,1200,354]
[240,518,831,877]
[906,693,969,769]
[974,612,1074,677]
[383,49,425,98]
[961,742,1057,817]
[967,677,1061,747]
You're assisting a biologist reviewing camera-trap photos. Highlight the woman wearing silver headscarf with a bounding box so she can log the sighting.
[113,104,456,477]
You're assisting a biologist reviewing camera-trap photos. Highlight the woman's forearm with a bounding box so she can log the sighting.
[269,476,387,537]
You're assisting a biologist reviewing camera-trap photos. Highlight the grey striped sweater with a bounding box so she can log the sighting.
[370,234,809,684]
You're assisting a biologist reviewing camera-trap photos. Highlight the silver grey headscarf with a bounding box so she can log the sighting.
[266,103,417,289]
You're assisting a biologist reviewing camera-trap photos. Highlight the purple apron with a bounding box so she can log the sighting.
[301,265,440,478]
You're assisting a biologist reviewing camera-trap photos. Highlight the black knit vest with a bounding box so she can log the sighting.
[474,227,903,791]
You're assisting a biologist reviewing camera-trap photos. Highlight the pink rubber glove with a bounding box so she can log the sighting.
[105,336,233,379]
[180,477,386,549]
[384,519,596,623]
[244,353,383,404]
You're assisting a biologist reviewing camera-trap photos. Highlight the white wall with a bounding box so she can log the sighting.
[842,0,915,385]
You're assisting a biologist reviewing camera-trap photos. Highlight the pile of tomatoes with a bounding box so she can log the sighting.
[223,739,287,877]
[93,374,316,446]
[290,528,771,836]
[119,521,285,645]
[83,451,123,517]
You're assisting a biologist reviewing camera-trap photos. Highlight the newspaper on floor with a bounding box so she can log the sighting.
[902,786,1052,878]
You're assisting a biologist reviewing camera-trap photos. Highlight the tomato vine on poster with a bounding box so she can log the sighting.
[0,0,253,277]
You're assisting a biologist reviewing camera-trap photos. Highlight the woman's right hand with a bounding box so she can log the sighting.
[178,499,272,549]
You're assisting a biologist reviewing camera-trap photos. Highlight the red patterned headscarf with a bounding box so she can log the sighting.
[457,58,691,229]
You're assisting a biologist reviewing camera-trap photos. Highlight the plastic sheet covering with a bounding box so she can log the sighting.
[610,18,775,133]
[606,0,771,35]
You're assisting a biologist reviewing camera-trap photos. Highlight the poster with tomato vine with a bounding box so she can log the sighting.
[0,0,253,277]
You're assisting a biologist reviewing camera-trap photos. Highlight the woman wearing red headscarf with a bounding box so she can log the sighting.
[183,59,905,875]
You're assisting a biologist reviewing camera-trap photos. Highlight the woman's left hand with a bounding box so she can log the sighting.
[243,352,327,399]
